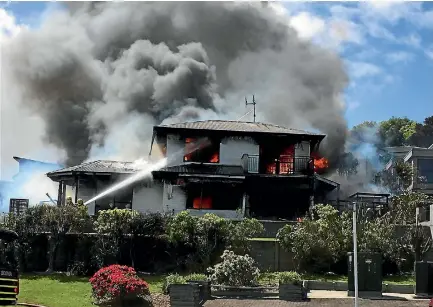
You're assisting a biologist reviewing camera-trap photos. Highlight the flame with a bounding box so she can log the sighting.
[209,152,219,163]
[311,152,329,172]
[193,196,212,209]
[184,137,219,163]
[266,146,294,174]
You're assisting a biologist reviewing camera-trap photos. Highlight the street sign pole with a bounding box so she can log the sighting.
[353,201,359,307]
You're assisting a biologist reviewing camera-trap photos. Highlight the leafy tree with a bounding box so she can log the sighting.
[277,204,398,274]
[4,206,46,271]
[389,192,433,264]
[378,160,414,195]
[378,117,417,147]
[336,152,359,176]
[277,205,347,273]
[408,116,433,148]
[92,209,137,268]
[40,203,90,272]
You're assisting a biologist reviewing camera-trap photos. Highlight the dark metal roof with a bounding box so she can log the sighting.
[155,120,324,137]
[154,163,245,177]
[47,160,137,176]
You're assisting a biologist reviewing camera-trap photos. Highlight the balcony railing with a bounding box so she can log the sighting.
[241,154,314,175]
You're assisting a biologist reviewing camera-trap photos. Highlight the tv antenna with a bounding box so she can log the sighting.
[245,95,257,122]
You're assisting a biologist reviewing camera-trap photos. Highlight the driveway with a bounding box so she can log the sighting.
[204,298,429,307]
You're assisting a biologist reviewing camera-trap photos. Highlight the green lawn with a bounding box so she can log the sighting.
[17,274,165,307]
[16,272,415,307]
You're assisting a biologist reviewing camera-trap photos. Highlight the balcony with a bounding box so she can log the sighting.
[241,154,314,175]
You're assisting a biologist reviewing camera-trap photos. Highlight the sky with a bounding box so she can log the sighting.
[2,1,432,128]
[0,1,432,178]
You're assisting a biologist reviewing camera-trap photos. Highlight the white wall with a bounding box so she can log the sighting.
[163,182,187,213]
[220,137,259,165]
[166,134,184,166]
[294,141,310,157]
[132,181,164,213]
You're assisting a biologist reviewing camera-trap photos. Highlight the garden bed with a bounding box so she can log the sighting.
[212,285,278,298]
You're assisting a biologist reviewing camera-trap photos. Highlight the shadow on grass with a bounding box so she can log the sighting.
[21,272,165,285]
[21,273,89,283]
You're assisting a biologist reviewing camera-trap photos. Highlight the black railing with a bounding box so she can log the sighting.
[241,154,314,175]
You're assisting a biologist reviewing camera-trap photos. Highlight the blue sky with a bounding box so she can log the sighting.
[2,1,433,129]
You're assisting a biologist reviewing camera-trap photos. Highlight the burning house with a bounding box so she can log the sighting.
[47,120,340,220]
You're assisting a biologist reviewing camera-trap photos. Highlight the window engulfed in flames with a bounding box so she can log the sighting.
[193,196,212,209]
[311,152,329,173]
[184,138,219,163]
[266,146,294,174]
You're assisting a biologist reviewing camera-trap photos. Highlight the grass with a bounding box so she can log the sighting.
[17,273,166,307]
[15,272,415,306]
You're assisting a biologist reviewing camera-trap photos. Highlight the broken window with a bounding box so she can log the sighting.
[184,137,220,163]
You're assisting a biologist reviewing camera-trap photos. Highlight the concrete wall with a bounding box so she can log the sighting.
[132,181,164,213]
[187,209,243,219]
[294,141,310,157]
[166,134,184,166]
[219,137,259,165]
[249,240,295,272]
[163,183,187,213]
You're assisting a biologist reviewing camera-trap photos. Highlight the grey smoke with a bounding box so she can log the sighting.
[3,2,348,167]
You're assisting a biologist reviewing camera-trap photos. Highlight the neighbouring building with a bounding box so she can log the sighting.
[0,156,61,211]
[384,146,433,196]
[47,120,341,220]
[384,145,433,225]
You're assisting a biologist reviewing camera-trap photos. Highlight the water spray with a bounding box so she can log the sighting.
[84,137,211,205]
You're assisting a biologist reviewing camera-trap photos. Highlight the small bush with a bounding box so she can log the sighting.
[162,274,187,294]
[89,265,151,306]
[186,273,208,281]
[207,250,260,287]
[278,271,302,286]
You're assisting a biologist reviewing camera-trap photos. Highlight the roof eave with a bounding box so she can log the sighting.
[154,126,324,139]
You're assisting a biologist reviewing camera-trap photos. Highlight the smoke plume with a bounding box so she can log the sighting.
[3,2,348,168]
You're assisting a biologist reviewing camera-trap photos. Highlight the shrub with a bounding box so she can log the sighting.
[89,264,151,306]
[186,273,208,281]
[278,271,302,286]
[227,218,264,253]
[207,250,260,287]
[162,273,187,294]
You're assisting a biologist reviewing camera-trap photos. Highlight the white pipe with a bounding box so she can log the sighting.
[353,201,359,307]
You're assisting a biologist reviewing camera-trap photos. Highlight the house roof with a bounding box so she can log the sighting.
[47,160,137,177]
[13,156,60,168]
[155,120,324,137]
[153,163,245,177]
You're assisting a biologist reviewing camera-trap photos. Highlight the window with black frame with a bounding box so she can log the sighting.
[418,159,433,184]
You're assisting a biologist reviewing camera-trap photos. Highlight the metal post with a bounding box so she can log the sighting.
[353,201,359,307]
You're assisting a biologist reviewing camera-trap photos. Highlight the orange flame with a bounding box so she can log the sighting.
[209,152,219,163]
[193,196,212,209]
[311,152,329,173]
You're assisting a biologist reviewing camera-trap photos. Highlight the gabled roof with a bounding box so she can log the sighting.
[155,120,324,137]
[47,160,137,177]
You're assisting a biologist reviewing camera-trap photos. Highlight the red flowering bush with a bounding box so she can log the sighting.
[89,265,151,306]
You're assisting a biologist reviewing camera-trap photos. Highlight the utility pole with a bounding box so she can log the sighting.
[353,201,359,307]
[245,95,257,123]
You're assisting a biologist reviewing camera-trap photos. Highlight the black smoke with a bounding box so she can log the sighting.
[3,2,348,167]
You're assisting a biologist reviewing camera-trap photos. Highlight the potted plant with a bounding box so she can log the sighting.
[278,271,305,301]
[164,274,201,307]
[186,273,212,301]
